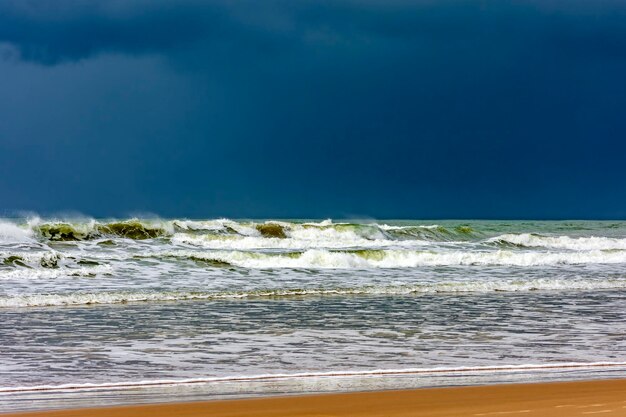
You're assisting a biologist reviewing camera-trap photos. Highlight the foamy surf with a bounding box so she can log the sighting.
[3,362,625,394]
[3,218,626,410]
[3,278,626,307]
[4,247,626,281]
[490,233,626,251]
[156,248,626,268]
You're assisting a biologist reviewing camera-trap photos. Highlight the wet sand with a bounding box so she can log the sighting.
[5,379,626,417]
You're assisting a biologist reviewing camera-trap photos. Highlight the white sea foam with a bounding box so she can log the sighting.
[170,219,429,249]
[171,220,443,249]
[171,233,424,250]
[172,218,243,233]
[170,248,626,268]
[490,233,626,251]
[0,250,62,265]
[3,278,625,307]
[379,224,440,230]
[0,264,110,281]
[302,219,335,227]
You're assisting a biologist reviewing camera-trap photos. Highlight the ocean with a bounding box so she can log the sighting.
[1,218,625,411]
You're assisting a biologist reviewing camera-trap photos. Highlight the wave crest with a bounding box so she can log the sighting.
[1,218,480,246]
[490,234,626,251]
[32,220,168,241]
[156,248,626,268]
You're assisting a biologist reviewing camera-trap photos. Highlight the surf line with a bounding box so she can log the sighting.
[2,362,626,394]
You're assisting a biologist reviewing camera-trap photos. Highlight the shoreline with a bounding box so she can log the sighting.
[5,378,626,417]
[4,361,625,394]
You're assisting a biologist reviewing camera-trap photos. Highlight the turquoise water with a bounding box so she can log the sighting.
[1,218,626,411]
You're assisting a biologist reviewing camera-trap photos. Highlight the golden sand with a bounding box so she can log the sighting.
[5,379,626,417]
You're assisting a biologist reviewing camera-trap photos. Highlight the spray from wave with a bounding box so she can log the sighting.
[0,218,478,244]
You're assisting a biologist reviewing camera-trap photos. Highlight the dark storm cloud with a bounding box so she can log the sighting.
[1,0,626,218]
[2,0,626,65]
[0,0,214,64]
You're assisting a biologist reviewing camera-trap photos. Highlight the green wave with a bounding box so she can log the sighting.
[27,218,480,243]
[34,221,167,241]
[255,223,287,238]
[0,251,64,269]
[2,255,30,268]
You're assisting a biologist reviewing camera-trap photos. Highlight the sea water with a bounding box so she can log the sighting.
[1,218,625,411]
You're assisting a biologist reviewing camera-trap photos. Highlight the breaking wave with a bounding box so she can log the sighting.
[32,219,169,241]
[170,219,478,248]
[0,218,477,244]
[1,250,63,268]
[0,250,109,279]
[2,218,626,277]
[490,233,626,251]
[158,248,626,268]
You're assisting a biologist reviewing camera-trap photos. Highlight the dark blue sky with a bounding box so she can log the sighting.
[1,0,626,219]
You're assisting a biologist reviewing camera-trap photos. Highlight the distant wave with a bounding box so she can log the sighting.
[3,278,626,307]
[7,217,625,253]
[0,218,475,244]
[33,219,169,241]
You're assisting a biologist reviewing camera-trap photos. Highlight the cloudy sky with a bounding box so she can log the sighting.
[1,0,625,219]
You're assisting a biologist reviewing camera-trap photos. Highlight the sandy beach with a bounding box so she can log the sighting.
[5,379,626,417]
